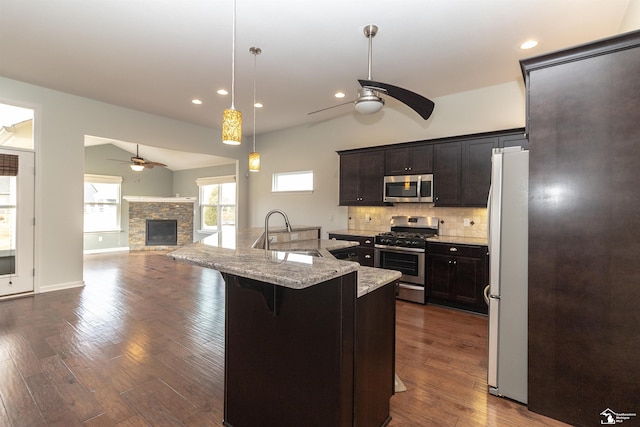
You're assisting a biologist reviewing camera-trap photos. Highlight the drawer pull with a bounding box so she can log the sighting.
[364,254,371,259]
[364,239,371,244]
[449,247,458,252]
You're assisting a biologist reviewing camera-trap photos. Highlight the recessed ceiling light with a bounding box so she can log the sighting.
[192,99,203,105]
[335,92,346,99]
[254,102,263,108]
[520,40,539,50]
[217,89,229,95]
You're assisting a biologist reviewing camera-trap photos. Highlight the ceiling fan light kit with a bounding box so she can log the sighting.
[222,0,242,145]
[354,88,384,114]
[109,144,167,171]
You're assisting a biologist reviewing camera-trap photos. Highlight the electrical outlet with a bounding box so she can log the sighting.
[269,235,278,243]
[463,218,471,227]
[290,233,298,240]
[365,214,371,223]
[98,236,103,242]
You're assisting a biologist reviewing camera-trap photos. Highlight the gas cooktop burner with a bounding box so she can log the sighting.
[378,231,433,239]
[374,215,439,249]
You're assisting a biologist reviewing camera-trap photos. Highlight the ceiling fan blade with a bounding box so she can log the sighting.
[307,100,354,115]
[144,161,167,167]
[358,79,435,120]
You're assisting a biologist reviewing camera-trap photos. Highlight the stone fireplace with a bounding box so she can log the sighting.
[124,196,195,251]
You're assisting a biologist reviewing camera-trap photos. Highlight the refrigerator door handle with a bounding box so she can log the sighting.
[484,284,500,305]
[486,185,492,254]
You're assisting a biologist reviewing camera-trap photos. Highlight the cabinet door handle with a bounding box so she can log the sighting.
[364,254,371,259]
[449,247,458,252]
[364,239,371,244]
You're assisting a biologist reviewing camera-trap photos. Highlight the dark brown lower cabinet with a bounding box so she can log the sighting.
[427,242,488,314]
[328,232,376,267]
[223,272,396,427]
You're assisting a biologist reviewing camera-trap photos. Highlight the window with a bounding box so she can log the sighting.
[84,174,122,232]
[272,170,313,193]
[0,103,34,150]
[196,175,236,233]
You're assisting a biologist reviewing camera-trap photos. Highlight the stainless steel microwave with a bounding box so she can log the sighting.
[383,174,434,203]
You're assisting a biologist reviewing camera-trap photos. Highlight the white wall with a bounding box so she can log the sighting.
[0,76,250,292]
[621,0,640,32]
[248,80,526,236]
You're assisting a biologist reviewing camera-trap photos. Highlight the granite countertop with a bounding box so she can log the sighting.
[427,235,488,246]
[169,227,401,297]
[327,229,387,238]
[327,229,488,246]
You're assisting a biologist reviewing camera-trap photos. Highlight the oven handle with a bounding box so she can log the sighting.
[374,244,426,254]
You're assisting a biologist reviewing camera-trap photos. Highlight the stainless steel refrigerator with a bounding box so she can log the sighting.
[485,146,528,404]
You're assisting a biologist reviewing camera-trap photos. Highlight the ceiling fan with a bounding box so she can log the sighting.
[109,144,167,171]
[308,25,435,120]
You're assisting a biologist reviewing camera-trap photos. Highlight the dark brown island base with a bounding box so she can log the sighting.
[169,228,401,427]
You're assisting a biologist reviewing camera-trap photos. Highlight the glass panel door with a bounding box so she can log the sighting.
[0,149,34,297]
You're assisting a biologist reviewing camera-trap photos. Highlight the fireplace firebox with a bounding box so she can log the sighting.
[145,219,178,246]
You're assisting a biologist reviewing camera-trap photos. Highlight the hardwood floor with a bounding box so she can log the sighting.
[0,251,568,426]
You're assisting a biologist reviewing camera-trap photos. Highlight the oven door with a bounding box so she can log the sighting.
[375,245,426,304]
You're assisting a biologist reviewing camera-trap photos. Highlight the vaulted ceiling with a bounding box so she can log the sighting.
[0,0,634,168]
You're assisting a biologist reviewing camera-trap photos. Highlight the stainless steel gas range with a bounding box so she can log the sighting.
[374,216,438,304]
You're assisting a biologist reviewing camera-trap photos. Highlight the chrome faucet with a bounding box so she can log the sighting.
[264,209,292,250]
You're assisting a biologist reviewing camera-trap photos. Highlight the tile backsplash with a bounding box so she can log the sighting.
[348,204,487,239]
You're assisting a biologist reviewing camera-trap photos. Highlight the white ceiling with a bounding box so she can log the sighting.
[0,0,634,169]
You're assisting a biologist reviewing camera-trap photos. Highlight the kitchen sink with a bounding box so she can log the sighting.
[283,249,323,257]
[251,233,322,257]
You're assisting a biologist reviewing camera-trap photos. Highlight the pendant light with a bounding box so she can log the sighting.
[249,46,261,172]
[222,0,241,145]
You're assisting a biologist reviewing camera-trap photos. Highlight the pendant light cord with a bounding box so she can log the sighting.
[252,48,257,152]
[230,0,236,109]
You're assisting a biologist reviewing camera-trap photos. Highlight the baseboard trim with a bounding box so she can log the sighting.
[38,281,85,294]
[83,247,130,255]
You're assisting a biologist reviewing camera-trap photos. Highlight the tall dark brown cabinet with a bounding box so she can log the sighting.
[521,31,640,426]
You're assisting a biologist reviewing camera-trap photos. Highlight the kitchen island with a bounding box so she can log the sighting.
[169,228,401,427]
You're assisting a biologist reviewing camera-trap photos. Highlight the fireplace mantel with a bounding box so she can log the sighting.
[124,196,196,203]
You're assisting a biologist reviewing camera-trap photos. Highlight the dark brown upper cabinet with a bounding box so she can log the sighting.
[433,137,497,207]
[433,141,462,205]
[384,144,433,175]
[338,149,385,206]
[461,137,498,206]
